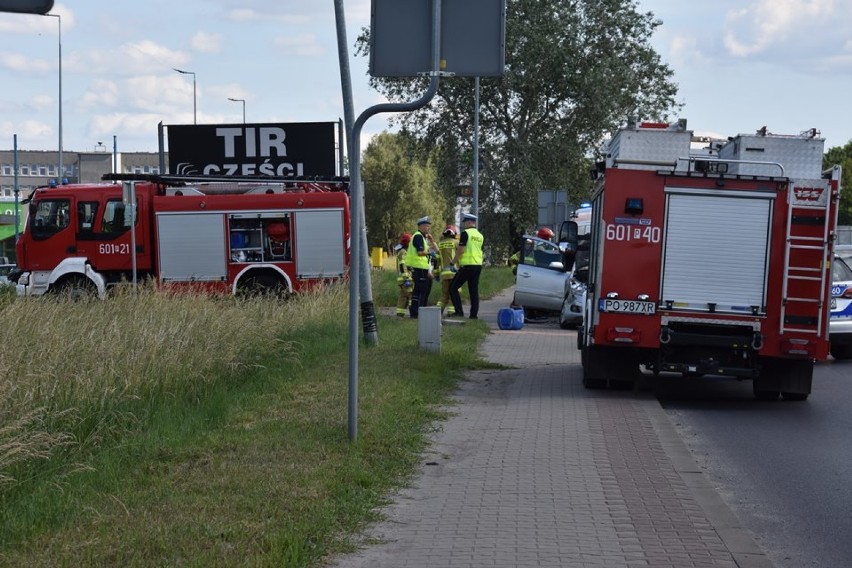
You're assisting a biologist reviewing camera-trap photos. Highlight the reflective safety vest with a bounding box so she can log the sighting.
[405,231,431,269]
[459,228,484,266]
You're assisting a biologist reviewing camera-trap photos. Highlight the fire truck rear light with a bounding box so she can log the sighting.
[607,327,640,343]
[781,338,815,357]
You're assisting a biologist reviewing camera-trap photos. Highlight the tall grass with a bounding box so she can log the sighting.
[0,284,302,491]
[0,270,513,566]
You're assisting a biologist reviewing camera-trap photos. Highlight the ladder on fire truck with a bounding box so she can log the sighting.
[103,173,349,193]
[779,178,833,336]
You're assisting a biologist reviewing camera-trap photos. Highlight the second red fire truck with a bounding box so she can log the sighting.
[580,120,841,400]
[13,175,351,298]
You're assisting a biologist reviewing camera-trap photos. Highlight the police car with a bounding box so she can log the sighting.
[829,255,852,360]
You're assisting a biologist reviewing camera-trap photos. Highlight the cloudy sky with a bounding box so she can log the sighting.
[1,0,850,157]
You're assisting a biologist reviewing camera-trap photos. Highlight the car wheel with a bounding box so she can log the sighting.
[830,343,852,360]
[559,296,571,329]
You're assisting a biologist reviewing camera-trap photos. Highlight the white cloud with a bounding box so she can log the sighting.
[20,119,54,140]
[668,34,703,67]
[30,95,53,110]
[79,79,119,108]
[228,9,256,23]
[191,32,222,54]
[723,0,841,57]
[273,34,325,57]
[0,53,52,73]
[67,41,191,76]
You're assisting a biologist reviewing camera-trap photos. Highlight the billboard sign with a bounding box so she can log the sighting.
[167,122,336,178]
[0,0,54,14]
[370,0,506,77]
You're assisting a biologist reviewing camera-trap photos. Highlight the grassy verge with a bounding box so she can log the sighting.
[0,267,514,566]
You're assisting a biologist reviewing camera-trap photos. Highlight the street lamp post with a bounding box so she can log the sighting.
[45,12,62,180]
[227,97,246,124]
[173,68,196,124]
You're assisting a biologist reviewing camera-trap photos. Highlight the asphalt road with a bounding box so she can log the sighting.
[658,357,852,568]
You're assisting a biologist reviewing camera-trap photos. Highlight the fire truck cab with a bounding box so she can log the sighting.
[14,175,350,298]
[580,120,841,400]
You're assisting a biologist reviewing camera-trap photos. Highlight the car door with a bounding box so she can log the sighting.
[514,236,568,312]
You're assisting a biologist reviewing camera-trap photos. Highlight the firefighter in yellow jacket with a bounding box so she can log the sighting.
[395,232,413,317]
[436,224,459,315]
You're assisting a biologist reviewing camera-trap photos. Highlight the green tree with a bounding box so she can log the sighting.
[824,141,852,225]
[361,131,448,251]
[357,0,679,254]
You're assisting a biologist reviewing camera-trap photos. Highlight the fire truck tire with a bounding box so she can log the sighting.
[52,275,97,301]
[238,271,289,298]
[755,357,812,401]
[581,346,607,389]
[752,386,780,401]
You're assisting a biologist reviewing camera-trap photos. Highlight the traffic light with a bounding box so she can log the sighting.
[0,0,54,14]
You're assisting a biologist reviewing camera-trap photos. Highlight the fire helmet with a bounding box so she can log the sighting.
[443,224,458,237]
[537,227,554,240]
[400,232,412,247]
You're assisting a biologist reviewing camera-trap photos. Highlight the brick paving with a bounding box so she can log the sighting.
[329,290,773,568]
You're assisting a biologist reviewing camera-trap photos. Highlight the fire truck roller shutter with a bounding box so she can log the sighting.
[293,209,346,278]
[157,213,228,282]
[661,188,775,314]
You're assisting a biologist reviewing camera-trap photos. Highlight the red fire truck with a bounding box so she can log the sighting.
[13,174,350,298]
[580,120,842,400]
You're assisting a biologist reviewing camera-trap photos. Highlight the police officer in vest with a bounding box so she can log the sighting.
[450,213,485,319]
[407,216,439,318]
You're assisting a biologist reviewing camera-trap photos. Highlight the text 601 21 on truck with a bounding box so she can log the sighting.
[579,120,842,401]
[12,174,350,299]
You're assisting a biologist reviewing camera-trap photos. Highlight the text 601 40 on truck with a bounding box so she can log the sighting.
[579,120,842,401]
[12,175,350,299]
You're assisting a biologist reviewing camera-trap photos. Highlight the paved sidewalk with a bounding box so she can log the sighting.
[330,290,773,568]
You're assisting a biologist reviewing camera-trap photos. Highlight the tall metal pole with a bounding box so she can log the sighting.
[473,77,480,219]
[341,0,443,441]
[333,0,378,348]
[173,68,196,124]
[45,13,62,180]
[113,135,117,174]
[192,74,196,124]
[13,134,20,239]
[228,97,245,124]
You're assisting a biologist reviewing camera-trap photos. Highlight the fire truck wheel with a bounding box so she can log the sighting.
[581,345,608,389]
[238,272,289,298]
[752,387,780,401]
[52,275,97,301]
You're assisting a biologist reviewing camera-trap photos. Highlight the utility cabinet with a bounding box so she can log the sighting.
[718,132,825,179]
